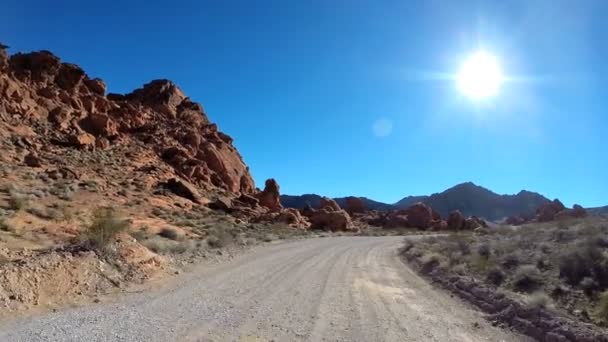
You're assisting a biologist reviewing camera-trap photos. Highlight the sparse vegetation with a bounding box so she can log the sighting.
[80,207,129,253]
[402,216,608,327]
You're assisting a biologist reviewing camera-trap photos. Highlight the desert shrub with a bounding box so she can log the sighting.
[143,238,191,254]
[594,291,608,325]
[420,252,443,274]
[80,208,129,252]
[558,242,608,288]
[526,292,552,310]
[402,239,415,253]
[486,267,506,286]
[207,229,234,248]
[501,253,520,270]
[158,228,179,240]
[452,263,467,275]
[0,216,13,232]
[477,243,491,259]
[263,233,278,242]
[512,265,544,293]
[581,277,598,296]
[8,195,28,211]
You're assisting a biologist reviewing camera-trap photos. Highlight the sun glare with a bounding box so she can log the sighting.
[456,51,504,99]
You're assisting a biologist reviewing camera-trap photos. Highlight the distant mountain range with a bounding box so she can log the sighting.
[588,206,608,215]
[281,182,553,221]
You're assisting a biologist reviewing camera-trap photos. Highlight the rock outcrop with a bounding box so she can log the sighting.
[308,197,355,231]
[447,210,465,230]
[255,178,282,212]
[0,46,255,195]
[402,202,434,229]
[508,200,588,225]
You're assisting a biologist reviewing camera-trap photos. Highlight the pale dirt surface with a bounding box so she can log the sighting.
[0,236,528,342]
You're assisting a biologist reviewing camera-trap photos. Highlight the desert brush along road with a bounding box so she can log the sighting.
[0,236,526,342]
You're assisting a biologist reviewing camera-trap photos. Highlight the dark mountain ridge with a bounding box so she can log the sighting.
[281,182,552,221]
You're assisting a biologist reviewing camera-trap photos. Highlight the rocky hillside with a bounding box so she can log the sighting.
[0,47,254,196]
[396,182,550,220]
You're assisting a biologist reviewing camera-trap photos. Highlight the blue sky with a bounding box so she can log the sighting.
[2,0,607,206]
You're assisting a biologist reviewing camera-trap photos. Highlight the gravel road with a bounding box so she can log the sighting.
[0,236,526,341]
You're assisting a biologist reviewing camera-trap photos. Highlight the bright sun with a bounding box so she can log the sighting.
[457,51,504,99]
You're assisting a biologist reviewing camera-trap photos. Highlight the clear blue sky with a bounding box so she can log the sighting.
[2,0,607,207]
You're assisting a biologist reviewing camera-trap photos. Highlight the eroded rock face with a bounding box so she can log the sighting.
[256,178,282,212]
[0,47,255,195]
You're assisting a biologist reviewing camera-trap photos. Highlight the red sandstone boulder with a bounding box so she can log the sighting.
[309,208,355,232]
[300,203,316,218]
[447,210,465,230]
[537,199,566,222]
[571,204,587,218]
[256,178,282,212]
[24,152,42,167]
[345,197,365,214]
[276,208,309,228]
[319,197,341,212]
[402,202,434,229]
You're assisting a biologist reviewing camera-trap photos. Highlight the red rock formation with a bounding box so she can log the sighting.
[309,208,355,232]
[318,197,341,212]
[256,178,282,212]
[402,202,433,229]
[0,46,255,195]
[571,204,587,218]
[447,210,465,230]
[537,199,566,222]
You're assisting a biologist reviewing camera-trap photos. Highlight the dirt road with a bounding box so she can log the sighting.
[0,236,526,341]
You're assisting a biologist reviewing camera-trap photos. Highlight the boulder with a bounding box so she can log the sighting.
[84,78,106,96]
[345,196,365,214]
[571,204,587,218]
[385,214,409,228]
[310,208,354,231]
[319,197,341,212]
[237,193,259,207]
[300,203,315,218]
[68,132,95,147]
[209,196,233,212]
[403,202,434,229]
[165,178,204,204]
[447,210,465,230]
[255,178,282,212]
[276,208,309,228]
[464,217,485,230]
[24,152,42,167]
[537,199,566,222]
[79,113,118,137]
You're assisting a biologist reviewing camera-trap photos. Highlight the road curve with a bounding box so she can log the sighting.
[0,236,525,342]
